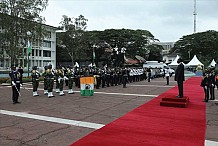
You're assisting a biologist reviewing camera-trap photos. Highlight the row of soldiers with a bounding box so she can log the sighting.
[31,65,153,98]
[201,66,216,102]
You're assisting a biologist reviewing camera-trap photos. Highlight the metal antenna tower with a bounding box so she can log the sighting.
[193,0,197,33]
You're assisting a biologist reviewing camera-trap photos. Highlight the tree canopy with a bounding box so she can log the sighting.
[0,0,48,66]
[170,30,218,65]
[57,27,163,67]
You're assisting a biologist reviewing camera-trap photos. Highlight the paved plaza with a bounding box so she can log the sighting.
[0,77,218,146]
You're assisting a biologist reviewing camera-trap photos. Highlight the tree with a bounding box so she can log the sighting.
[57,15,88,66]
[146,44,163,61]
[170,30,218,64]
[0,0,48,66]
[97,29,159,67]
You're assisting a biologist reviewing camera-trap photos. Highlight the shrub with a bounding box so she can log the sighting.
[0,77,10,84]
[215,69,218,75]
[4,76,44,84]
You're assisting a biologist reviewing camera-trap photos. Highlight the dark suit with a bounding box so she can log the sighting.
[175,63,184,97]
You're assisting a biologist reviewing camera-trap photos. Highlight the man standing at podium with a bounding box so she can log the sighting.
[175,58,185,98]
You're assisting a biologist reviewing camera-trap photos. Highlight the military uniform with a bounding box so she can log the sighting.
[45,65,55,98]
[122,68,128,88]
[201,70,209,102]
[208,69,216,100]
[31,66,40,96]
[55,68,60,93]
[101,70,106,88]
[42,66,48,95]
[66,66,74,94]
[56,66,65,96]
[9,66,21,104]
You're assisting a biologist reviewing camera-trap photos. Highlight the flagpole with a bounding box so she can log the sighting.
[92,45,96,66]
[27,31,32,77]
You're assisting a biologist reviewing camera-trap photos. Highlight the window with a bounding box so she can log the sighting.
[39,50,42,57]
[43,40,51,48]
[32,49,34,56]
[48,32,52,38]
[43,50,51,57]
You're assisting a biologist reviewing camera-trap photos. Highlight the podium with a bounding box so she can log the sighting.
[160,96,189,108]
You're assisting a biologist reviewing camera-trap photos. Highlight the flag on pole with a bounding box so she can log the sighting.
[74,62,79,67]
[93,50,95,60]
[88,63,93,67]
[27,40,31,54]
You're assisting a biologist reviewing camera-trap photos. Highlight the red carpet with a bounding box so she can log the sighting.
[70,77,206,146]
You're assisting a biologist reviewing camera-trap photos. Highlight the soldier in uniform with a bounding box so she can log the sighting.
[201,69,210,102]
[31,66,40,96]
[95,68,101,89]
[42,66,48,95]
[122,68,128,88]
[9,65,22,104]
[55,66,60,93]
[147,67,152,82]
[66,65,74,94]
[56,65,65,96]
[101,69,106,88]
[106,68,111,87]
[18,66,24,84]
[45,64,55,98]
[208,67,216,100]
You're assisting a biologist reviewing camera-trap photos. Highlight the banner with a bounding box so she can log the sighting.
[80,77,94,96]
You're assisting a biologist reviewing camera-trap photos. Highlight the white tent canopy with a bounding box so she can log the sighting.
[169,55,180,66]
[209,59,216,67]
[186,55,203,66]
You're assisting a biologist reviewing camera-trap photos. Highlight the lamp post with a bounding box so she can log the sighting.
[92,45,97,66]
[121,47,126,67]
[27,31,32,77]
[188,49,192,61]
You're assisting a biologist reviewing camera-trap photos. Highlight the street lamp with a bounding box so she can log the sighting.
[121,47,126,67]
[27,31,32,77]
[188,48,192,61]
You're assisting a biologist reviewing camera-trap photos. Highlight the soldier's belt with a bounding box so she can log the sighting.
[47,78,54,80]
[33,79,39,81]
[16,81,20,83]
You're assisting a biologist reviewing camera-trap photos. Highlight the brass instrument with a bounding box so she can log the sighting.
[32,70,36,74]
[46,69,51,74]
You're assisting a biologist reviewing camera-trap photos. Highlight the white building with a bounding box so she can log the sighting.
[152,42,177,63]
[0,24,57,70]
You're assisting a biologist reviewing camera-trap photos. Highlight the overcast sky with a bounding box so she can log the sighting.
[41,0,218,42]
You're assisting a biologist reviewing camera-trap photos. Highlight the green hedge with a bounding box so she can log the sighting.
[2,77,44,84]
[215,69,218,76]
[0,77,10,84]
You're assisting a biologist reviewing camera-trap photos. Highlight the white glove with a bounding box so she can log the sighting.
[20,84,23,87]
[12,81,16,86]
[204,86,207,89]
[212,84,214,87]
[58,78,61,83]
[64,76,69,80]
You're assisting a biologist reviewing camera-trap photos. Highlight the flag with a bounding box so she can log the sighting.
[74,62,79,67]
[80,77,94,96]
[93,50,95,60]
[104,64,107,70]
[27,40,31,54]
[88,63,93,67]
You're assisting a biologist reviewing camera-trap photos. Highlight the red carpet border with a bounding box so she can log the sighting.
[71,77,206,146]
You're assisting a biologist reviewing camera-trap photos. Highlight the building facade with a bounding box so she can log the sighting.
[0,24,57,70]
[152,42,176,63]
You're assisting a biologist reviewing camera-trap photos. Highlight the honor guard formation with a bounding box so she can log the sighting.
[201,66,217,102]
[9,64,171,104]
